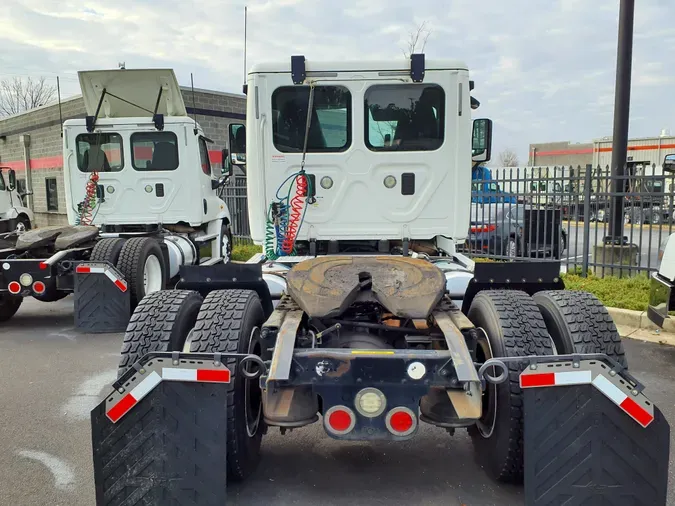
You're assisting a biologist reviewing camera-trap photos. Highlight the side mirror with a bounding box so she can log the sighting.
[228,123,246,165]
[7,169,16,191]
[472,118,493,163]
[663,153,675,173]
[221,148,233,177]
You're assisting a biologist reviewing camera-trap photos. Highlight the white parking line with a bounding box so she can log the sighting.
[62,369,117,421]
[16,450,75,491]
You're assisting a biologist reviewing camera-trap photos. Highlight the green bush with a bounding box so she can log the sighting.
[232,243,262,262]
[561,273,651,312]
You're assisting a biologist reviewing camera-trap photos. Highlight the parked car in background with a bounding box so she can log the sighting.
[462,203,567,259]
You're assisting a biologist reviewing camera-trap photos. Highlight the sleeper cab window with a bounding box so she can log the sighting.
[272,85,351,153]
[131,132,180,171]
[365,84,445,152]
[76,133,124,172]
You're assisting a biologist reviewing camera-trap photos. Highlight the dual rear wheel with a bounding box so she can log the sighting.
[467,289,626,483]
[118,288,266,481]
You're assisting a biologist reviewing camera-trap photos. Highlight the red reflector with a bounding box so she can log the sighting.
[76,265,91,274]
[33,281,46,294]
[470,224,496,233]
[39,262,48,270]
[196,369,231,383]
[520,372,556,388]
[389,411,414,433]
[620,397,654,427]
[106,393,137,423]
[114,279,127,292]
[7,281,21,294]
[328,410,352,432]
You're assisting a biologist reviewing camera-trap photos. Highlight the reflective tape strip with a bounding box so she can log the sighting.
[76,265,105,274]
[106,371,162,422]
[520,370,591,388]
[162,367,231,383]
[76,264,127,292]
[593,374,654,428]
[102,269,127,292]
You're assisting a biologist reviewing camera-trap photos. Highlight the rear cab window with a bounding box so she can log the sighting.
[272,86,351,153]
[131,132,179,171]
[365,84,445,151]
[76,133,124,172]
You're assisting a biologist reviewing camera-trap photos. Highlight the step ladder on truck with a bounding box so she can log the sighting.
[91,56,670,505]
[0,69,234,330]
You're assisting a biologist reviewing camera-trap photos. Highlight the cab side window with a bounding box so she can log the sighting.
[199,138,212,176]
[0,173,5,191]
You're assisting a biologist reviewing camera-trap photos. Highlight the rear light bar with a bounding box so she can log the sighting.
[470,224,496,233]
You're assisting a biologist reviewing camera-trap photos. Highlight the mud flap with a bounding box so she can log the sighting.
[74,261,130,333]
[91,358,231,505]
[522,364,670,506]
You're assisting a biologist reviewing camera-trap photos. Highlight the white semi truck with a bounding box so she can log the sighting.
[0,69,234,321]
[0,166,33,233]
[91,56,669,505]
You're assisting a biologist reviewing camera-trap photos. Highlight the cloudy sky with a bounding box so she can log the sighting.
[2,0,675,162]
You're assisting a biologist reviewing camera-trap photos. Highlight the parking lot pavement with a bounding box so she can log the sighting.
[1,297,675,506]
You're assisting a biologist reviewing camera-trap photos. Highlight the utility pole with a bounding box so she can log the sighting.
[606,0,635,244]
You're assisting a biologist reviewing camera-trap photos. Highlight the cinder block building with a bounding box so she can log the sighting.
[0,87,246,227]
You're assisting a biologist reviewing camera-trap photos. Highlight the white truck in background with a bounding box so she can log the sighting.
[0,69,234,321]
[0,166,33,234]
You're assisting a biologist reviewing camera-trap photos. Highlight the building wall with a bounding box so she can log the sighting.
[528,141,594,167]
[0,88,245,227]
[595,136,675,169]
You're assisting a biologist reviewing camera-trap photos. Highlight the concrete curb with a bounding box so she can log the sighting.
[608,307,675,346]
[607,307,675,333]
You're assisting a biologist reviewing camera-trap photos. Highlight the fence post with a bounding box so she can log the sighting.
[581,164,593,277]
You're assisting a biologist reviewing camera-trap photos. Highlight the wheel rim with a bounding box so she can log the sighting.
[222,228,231,262]
[15,222,26,233]
[244,326,263,438]
[143,255,163,294]
[475,331,498,439]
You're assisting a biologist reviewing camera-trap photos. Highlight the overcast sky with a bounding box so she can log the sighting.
[2,0,674,162]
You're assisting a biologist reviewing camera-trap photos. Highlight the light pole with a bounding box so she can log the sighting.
[606,0,635,244]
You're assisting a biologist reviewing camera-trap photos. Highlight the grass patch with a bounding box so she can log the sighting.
[232,243,262,262]
[561,273,651,312]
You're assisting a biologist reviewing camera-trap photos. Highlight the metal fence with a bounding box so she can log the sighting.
[466,164,674,277]
[220,165,675,277]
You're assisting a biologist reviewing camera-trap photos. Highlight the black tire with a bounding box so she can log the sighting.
[533,290,627,368]
[118,290,203,378]
[116,237,166,308]
[189,289,266,482]
[91,238,126,264]
[0,294,22,322]
[467,290,553,483]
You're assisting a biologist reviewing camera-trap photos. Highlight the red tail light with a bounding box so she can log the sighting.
[324,406,356,435]
[33,281,46,294]
[385,407,417,436]
[7,281,21,294]
[39,262,49,270]
[470,224,496,233]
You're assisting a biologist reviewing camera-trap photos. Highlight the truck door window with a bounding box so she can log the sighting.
[131,132,179,171]
[198,137,212,176]
[365,84,445,151]
[272,85,351,153]
[76,133,124,172]
[0,173,5,191]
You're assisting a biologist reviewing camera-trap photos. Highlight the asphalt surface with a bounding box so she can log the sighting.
[1,297,675,506]
[562,222,671,271]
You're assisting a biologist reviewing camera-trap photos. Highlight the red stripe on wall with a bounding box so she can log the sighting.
[1,150,224,173]
[536,143,675,157]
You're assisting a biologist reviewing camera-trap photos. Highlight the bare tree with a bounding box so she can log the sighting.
[0,77,57,117]
[498,148,520,167]
[402,21,432,58]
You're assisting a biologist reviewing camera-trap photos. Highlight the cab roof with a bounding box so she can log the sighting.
[249,59,468,75]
